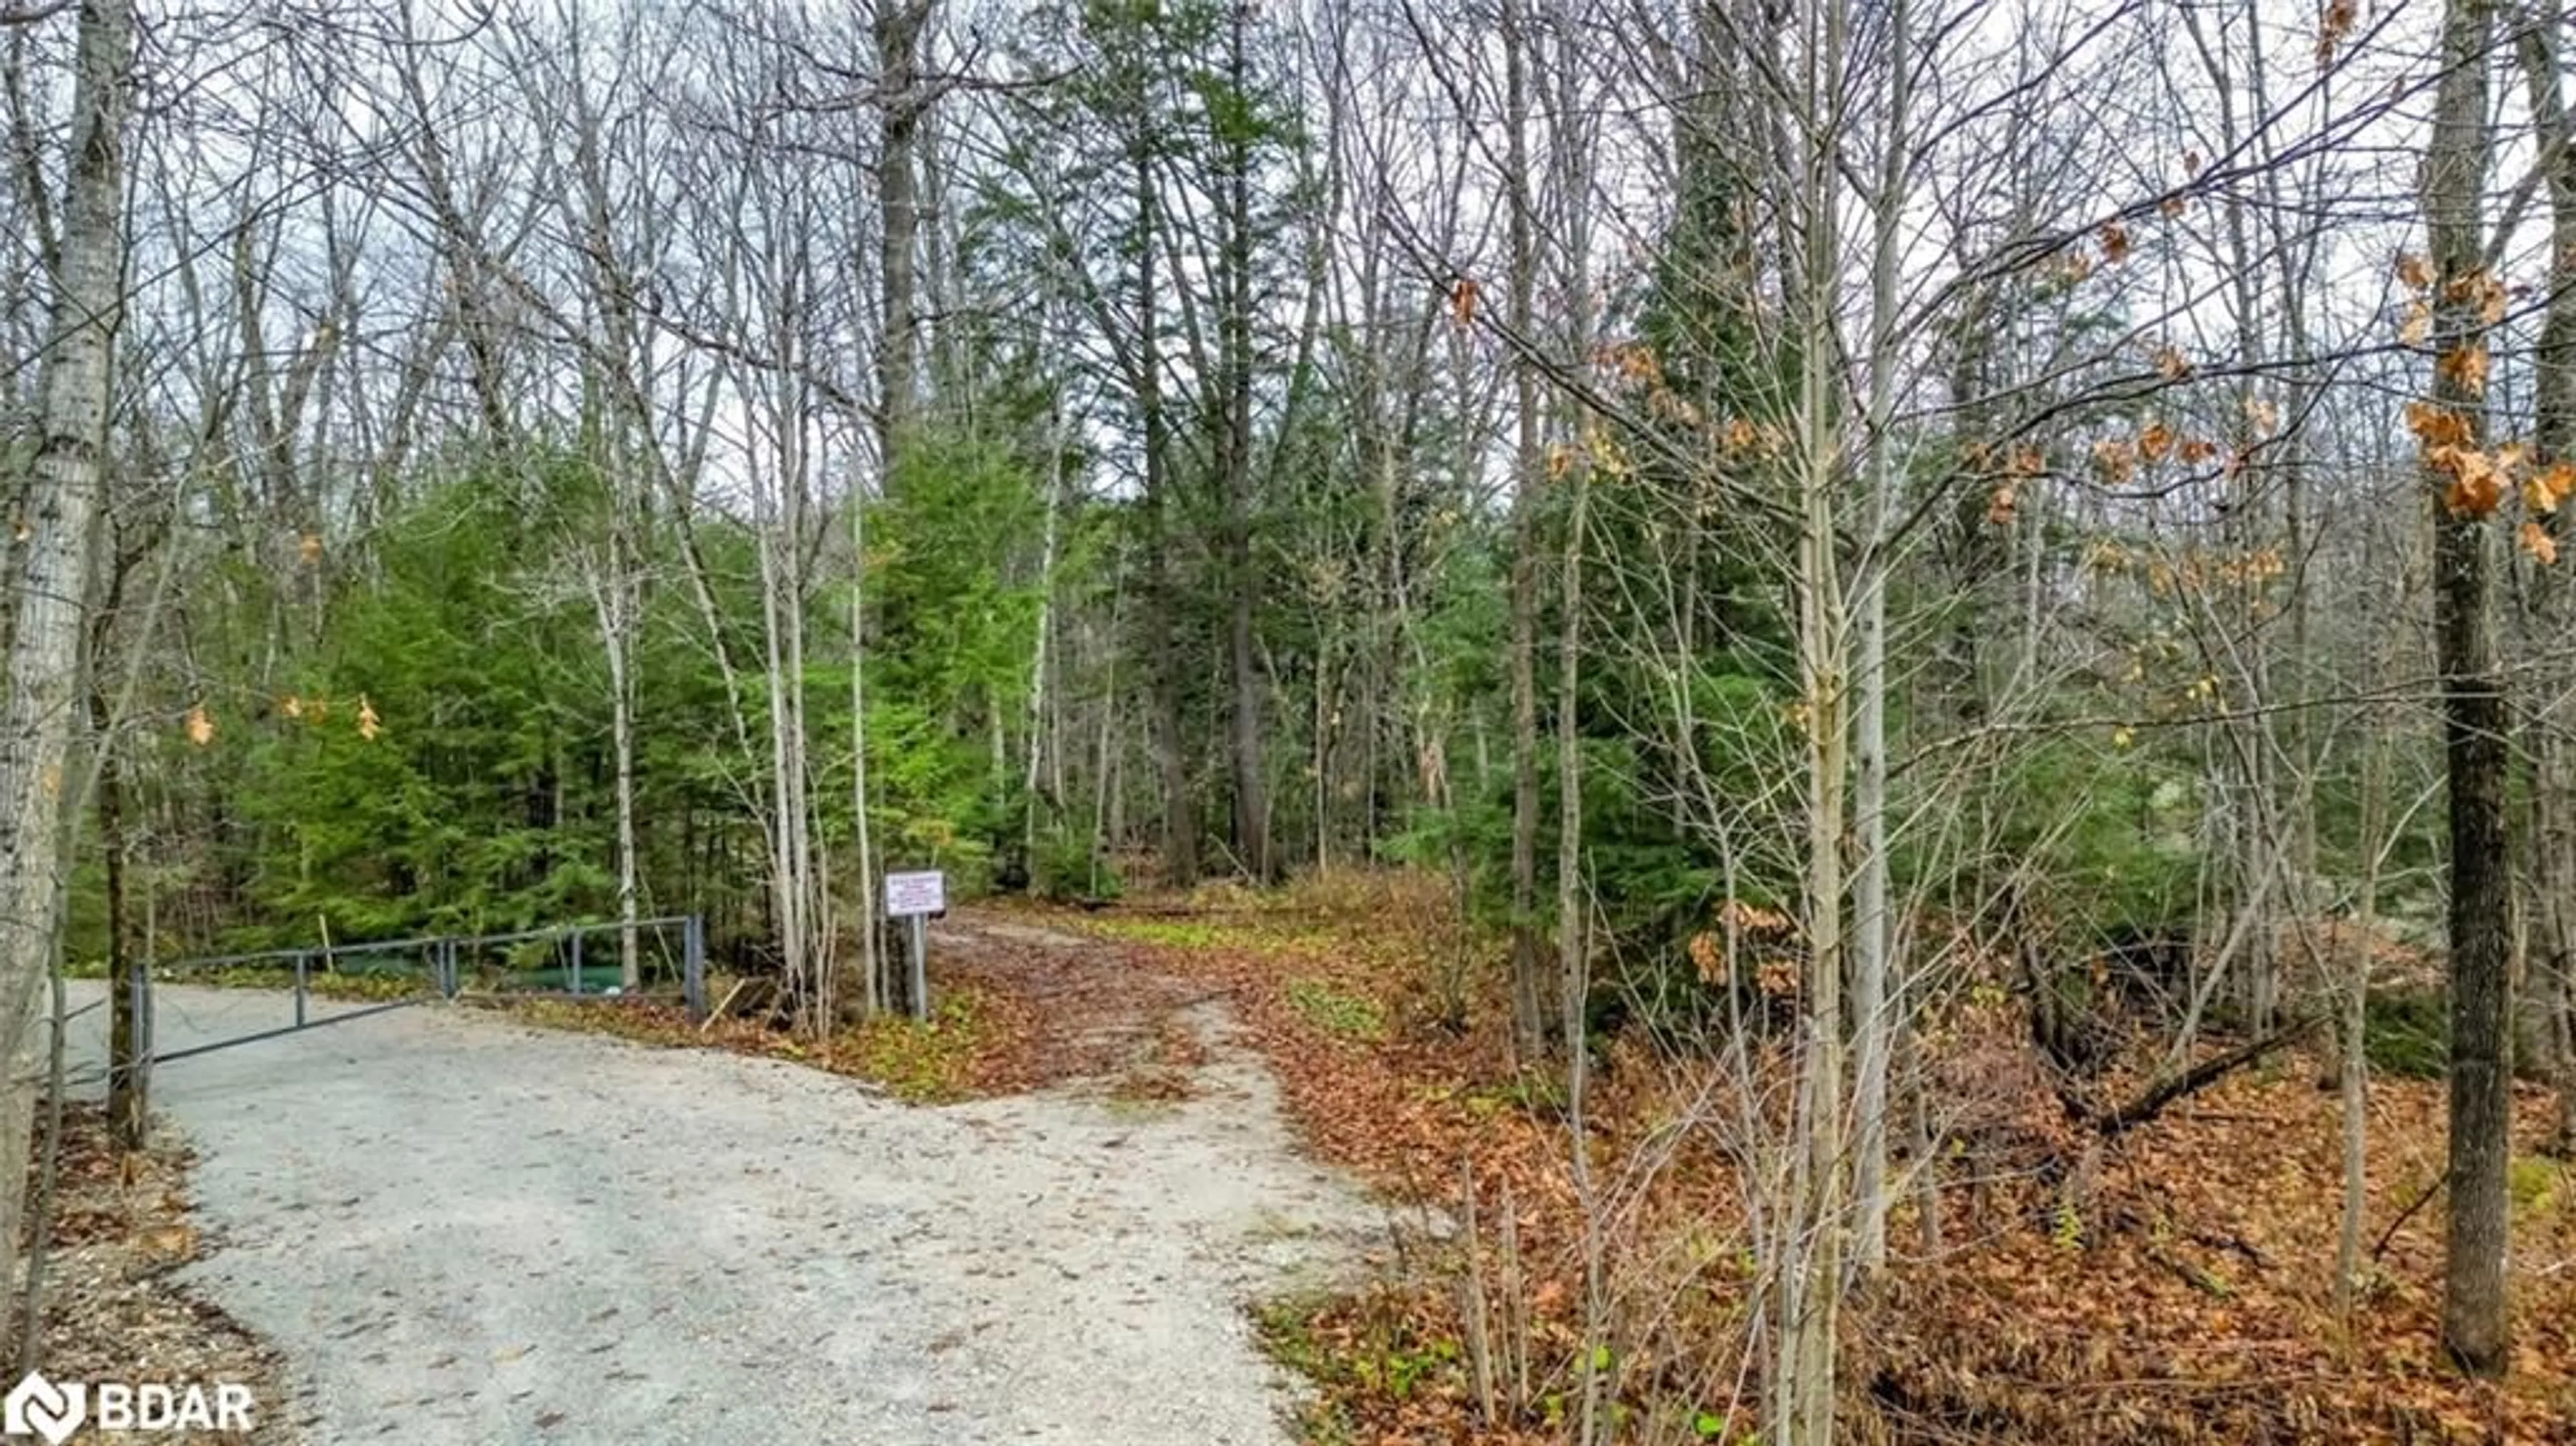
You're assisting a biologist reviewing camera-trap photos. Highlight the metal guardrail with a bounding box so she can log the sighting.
[143,915,708,1067]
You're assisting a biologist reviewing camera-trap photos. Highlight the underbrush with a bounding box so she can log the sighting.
[1042,869,2576,1446]
[508,982,1030,1103]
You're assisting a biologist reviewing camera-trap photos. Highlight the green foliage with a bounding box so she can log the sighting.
[2363,986,2450,1078]
[851,993,994,1103]
[2508,1157,2562,1215]
[1030,824,1116,901]
[223,459,629,944]
[1949,730,2202,941]
[856,426,1053,882]
[1283,977,1383,1040]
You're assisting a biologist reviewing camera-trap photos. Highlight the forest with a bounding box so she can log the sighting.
[2,0,2575,1440]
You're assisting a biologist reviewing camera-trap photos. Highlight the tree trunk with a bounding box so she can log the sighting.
[2516,0,2576,1161]
[1849,0,1909,1277]
[1502,0,1548,1063]
[2337,721,2390,1319]
[1781,0,1849,1433]
[1135,116,1196,889]
[2421,0,2511,1376]
[0,0,130,1304]
[594,548,641,993]
[1219,1,1271,885]
[875,0,929,462]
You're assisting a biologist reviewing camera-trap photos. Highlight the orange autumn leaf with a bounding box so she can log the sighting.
[2179,437,2220,465]
[298,532,323,565]
[1987,484,2018,526]
[2159,192,2187,220]
[2407,401,2472,450]
[2007,443,2045,477]
[2099,219,2131,266]
[2442,447,2506,516]
[2438,341,2490,396]
[2400,300,2432,347]
[2093,437,2138,484]
[2139,421,2176,464]
[2526,462,2576,515]
[2520,520,2559,565]
[279,694,303,720]
[357,696,382,741]
[2153,345,2191,381]
[1449,276,1478,327]
[185,706,214,748]
[2397,252,2434,292]
[2447,266,2509,325]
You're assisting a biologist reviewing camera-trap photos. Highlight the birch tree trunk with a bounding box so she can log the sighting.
[1849,0,1909,1276]
[1781,0,1849,1431]
[0,0,130,1302]
[589,538,642,992]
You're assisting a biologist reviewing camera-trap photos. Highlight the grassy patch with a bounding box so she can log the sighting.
[508,985,1018,1103]
[2510,1156,2563,1215]
[845,995,993,1103]
[1285,978,1384,1041]
[1254,1294,1361,1446]
[1255,1284,1470,1443]
[1075,916,1238,950]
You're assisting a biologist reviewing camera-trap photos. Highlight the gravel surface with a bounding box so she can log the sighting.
[68,972,1380,1445]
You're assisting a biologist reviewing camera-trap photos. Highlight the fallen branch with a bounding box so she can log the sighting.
[2061,1016,2323,1139]
[700,977,751,1032]
[2371,1173,2447,1264]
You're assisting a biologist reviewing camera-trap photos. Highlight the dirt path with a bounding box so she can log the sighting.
[69,923,1379,1445]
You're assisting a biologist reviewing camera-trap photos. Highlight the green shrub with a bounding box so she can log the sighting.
[1030,824,1114,902]
[2363,985,2449,1078]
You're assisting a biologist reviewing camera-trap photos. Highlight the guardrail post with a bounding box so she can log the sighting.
[293,951,309,1028]
[568,930,584,997]
[683,915,706,1021]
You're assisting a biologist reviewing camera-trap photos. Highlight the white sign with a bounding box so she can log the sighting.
[884,870,947,917]
[5,1372,256,1443]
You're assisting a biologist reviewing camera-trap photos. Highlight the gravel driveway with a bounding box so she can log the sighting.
[68,966,1378,1445]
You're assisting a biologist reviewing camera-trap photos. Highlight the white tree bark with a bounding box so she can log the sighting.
[0,0,129,1296]
[1849,0,1910,1278]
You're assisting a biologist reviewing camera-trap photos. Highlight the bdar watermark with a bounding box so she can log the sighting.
[3,1370,256,1443]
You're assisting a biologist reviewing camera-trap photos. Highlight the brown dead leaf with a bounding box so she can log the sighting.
[2521,520,2559,565]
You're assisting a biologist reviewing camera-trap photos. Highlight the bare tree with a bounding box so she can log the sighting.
[0,0,129,1304]
[2419,0,2512,1378]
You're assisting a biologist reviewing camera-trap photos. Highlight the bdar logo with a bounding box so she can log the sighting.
[3,1372,85,1445]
